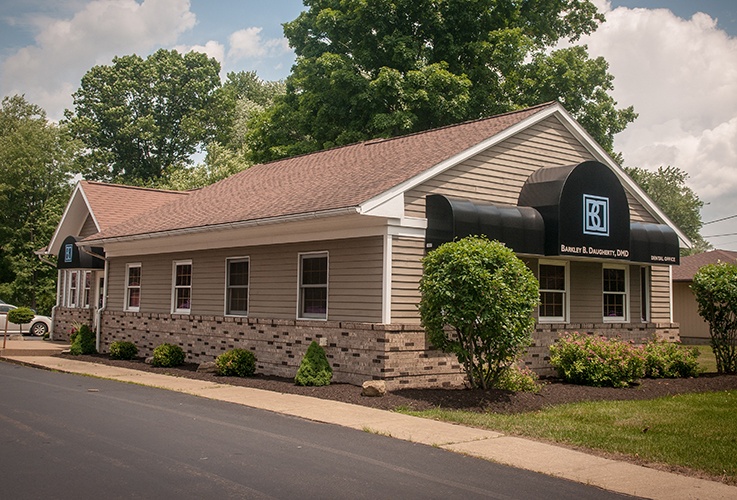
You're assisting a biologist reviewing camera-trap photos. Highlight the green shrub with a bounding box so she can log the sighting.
[109,341,138,360]
[7,307,34,331]
[495,364,542,393]
[549,332,645,388]
[69,324,97,355]
[216,348,257,377]
[295,341,332,386]
[419,236,539,389]
[151,343,185,367]
[643,340,700,378]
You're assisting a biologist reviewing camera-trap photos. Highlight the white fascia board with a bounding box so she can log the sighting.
[47,182,100,256]
[550,108,692,249]
[359,192,405,219]
[358,104,564,215]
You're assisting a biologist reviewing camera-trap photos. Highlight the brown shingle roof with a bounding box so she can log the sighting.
[87,103,556,241]
[81,181,189,231]
[672,249,737,281]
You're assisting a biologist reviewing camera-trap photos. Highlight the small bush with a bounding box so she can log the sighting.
[151,343,185,367]
[7,307,35,329]
[295,341,332,386]
[549,332,645,388]
[643,340,700,378]
[216,348,256,377]
[69,324,97,355]
[495,364,542,393]
[109,341,138,361]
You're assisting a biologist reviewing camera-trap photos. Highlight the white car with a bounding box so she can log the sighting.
[0,304,51,336]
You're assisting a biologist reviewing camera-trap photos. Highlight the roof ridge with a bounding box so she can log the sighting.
[82,180,189,195]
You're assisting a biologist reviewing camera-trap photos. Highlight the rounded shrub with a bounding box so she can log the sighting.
[216,348,257,377]
[151,343,185,367]
[643,340,700,378]
[549,332,645,388]
[69,324,97,355]
[7,307,35,330]
[295,341,332,386]
[109,341,139,360]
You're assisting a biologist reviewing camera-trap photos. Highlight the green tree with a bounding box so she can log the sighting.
[0,95,77,314]
[418,236,539,389]
[247,0,635,163]
[64,49,232,185]
[625,166,709,254]
[691,263,737,374]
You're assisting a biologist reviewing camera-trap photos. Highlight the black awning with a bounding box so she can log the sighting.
[56,235,105,269]
[630,222,680,265]
[425,194,545,255]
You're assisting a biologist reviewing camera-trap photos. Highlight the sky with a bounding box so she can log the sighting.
[1,0,736,249]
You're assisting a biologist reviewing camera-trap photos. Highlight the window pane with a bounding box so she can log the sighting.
[302,257,327,285]
[228,288,248,314]
[229,261,249,286]
[540,291,563,318]
[176,288,191,310]
[128,267,141,286]
[176,264,192,286]
[604,294,624,318]
[603,268,625,292]
[302,287,327,315]
[539,265,565,290]
[128,289,140,308]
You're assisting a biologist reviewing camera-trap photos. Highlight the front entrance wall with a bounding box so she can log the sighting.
[88,309,679,389]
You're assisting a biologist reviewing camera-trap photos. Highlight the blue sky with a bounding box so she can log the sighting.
[1,0,736,248]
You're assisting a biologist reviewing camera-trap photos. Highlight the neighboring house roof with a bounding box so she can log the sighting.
[46,181,188,256]
[672,250,737,281]
[79,101,690,248]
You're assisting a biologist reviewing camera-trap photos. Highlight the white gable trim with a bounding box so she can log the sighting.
[47,182,100,256]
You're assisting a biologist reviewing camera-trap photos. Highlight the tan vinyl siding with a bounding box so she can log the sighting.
[627,192,658,223]
[650,265,672,322]
[106,237,384,323]
[391,236,425,324]
[79,214,99,238]
[569,261,603,323]
[673,281,709,340]
[405,117,593,217]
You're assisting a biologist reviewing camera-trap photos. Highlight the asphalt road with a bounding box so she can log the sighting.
[0,361,636,499]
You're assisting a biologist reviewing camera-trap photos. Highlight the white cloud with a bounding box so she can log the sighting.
[0,0,196,121]
[227,27,290,62]
[174,40,225,65]
[582,1,737,243]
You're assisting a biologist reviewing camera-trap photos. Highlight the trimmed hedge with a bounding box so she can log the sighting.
[109,341,138,360]
[151,343,185,367]
[216,348,256,377]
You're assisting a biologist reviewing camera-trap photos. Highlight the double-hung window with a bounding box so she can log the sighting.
[538,262,567,322]
[172,261,192,314]
[226,257,249,316]
[67,271,78,307]
[298,252,328,320]
[125,264,141,311]
[82,271,92,308]
[603,265,628,322]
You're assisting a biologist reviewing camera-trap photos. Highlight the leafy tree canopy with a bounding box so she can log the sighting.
[64,49,232,185]
[0,95,78,313]
[625,166,710,254]
[247,0,636,163]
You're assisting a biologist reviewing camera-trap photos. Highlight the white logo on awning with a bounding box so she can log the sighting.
[583,194,609,236]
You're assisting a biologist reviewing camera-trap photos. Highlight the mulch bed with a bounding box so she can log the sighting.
[58,353,737,413]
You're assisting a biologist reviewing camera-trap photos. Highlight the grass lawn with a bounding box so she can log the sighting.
[402,390,737,483]
[401,345,732,483]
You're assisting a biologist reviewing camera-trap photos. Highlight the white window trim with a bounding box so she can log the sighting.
[538,260,569,323]
[171,260,193,314]
[640,266,650,323]
[82,271,92,309]
[297,251,329,321]
[224,256,250,317]
[124,263,141,312]
[603,264,629,323]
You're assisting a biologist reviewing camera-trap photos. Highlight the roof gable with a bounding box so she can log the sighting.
[673,250,737,281]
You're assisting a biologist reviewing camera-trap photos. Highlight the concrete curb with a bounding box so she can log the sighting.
[2,352,736,499]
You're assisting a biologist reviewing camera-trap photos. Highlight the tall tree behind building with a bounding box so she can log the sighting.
[0,95,78,313]
[246,0,636,163]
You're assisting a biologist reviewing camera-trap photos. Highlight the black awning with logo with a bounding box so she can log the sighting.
[425,194,545,255]
[56,235,105,269]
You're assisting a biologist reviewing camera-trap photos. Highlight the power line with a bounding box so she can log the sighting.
[703,213,737,225]
[703,232,737,238]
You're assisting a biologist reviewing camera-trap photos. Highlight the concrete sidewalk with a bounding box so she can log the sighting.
[2,340,735,499]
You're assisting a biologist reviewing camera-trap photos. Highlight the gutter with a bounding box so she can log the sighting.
[81,207,361,246]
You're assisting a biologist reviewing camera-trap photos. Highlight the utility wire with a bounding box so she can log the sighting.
[702,232,737,238]
[703,213,737,225]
